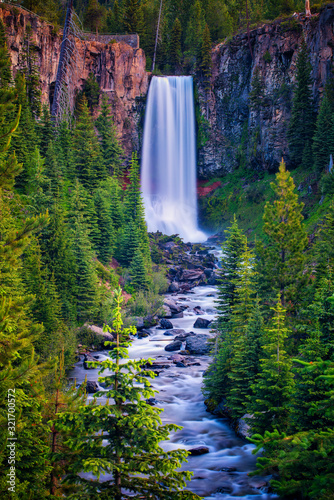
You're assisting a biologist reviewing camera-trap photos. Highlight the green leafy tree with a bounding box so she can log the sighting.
[288,39,315,168]
[54,288,201,499]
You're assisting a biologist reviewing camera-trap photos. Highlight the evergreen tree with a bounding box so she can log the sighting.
[54,289,201,499]
[200,23,212,87]
[288,39,315,168]
[257,160,308,308]
[184,0,205,66]
[312,93,334,173]
[130,248,150,290]
[313,200,334,279]
[94,187,114,264]
[95,93,124,176]
[72,96,106,190]
[38,105,54,158]
[249,295,294,434]
[170,17,182,71]
[123,0,139,33]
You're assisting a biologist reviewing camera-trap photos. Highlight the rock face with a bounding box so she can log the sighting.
[197,5,334,177]
[1,5,148,160]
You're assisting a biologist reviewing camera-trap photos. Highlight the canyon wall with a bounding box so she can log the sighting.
[197,3,334,178]
[0,4,148,157]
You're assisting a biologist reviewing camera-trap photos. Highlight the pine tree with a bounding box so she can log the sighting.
[257,160,308,308]
[123,0,139,33]
[312,93,334,173]
[38,105,54,158]
[72,96,106,190]
[313,200,334,279]
[130,248,150,290]
[184,0,205,66]
[54,289,201,499]
[94,187,114,264]
[288,39,315,168]
[249,295,294,434]
[215,215,247,331]
[170,17,182,71]
[95,93,124,176]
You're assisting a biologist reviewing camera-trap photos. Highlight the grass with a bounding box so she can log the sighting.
[199,165,331,242]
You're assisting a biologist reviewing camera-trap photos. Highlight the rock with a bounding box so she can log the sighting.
[146,398,160,406]
[159,318,173,330]
[144,315,158,328]
[172,311,184,318]
[163,331,174,336]
[168,329,186,336]
[175,332,196,341]
[181,269,204,281]
[170,354,185,362]
[83,380,99,393]
[189,446,210,456]
[193,318,212,329]
[83,354,98,370]
[134,317,144,330]
[215,485,233,494]
[220,467,237,472]
[165,340,182,352]
[249,478,268,489]
[193,306,204,315]
[236,414,252,439]
[168,282,179,293]
[161,305,172,318]
[147,361,173,369]
[185,334,211,355]
[175,362,186,367]
[138,328,152,339]
[207,275,217,285]
[163,298,183,314]
[204,268,213,277]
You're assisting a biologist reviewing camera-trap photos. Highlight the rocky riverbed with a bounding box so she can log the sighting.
[71,283,278,499]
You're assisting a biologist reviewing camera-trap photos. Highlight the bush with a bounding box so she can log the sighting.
[76,326,105,349]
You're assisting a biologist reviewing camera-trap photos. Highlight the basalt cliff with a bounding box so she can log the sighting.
[0,4,148,157]
[3,3,334,175]
[197,3,334,178]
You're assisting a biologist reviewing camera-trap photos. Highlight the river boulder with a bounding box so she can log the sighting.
[168,281,179,293]
[159,318,173,329]
[185,334,211,355]
[189,446,209,456]
[193,318,212,329]
[83,380,99,393]
[165,340,182,352]
[236,414,252,439]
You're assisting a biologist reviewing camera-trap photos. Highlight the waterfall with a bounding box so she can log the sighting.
[141,76,206,242]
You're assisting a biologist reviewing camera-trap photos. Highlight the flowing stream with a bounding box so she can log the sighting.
[70,285,278,499]
[141,76,206,242]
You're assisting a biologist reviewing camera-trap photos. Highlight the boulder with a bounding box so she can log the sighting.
[185,334,210,355]
[165,340,182,352]
[83,354,98,370]
[170,354,185,363]
[146,398,160,406]
[84,380,99,393]
[204,268,213,277]
[175,362,186,367]
[193,306,204,315]
[168,282,179,293]
[134,317,144,330]
[172,311,184,318]
[181,269,204,281]
[144,315,158,328]
[161,304,173,318]
[137,329,150,339]
[163,331,174,336]
[175,331,196,341]
[164,298,183,314]
[236,414,252,439]
[207,275,217,285]
[189,446,209,456]
[193,318,212,329]
[168,329,186,336]
[159,318,174,329]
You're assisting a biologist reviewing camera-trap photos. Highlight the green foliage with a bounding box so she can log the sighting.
[288,39,315,168]
[54,289,201,499]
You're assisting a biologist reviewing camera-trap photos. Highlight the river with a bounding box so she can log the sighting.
[70,283,278,499]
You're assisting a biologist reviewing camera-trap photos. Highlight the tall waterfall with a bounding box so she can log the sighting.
[141,76,206,242]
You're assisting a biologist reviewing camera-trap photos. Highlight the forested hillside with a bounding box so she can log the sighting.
[19,0,332,72]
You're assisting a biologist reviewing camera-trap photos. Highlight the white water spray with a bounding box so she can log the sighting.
[141,76,206,242]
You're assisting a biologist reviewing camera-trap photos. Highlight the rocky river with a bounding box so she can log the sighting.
[71,281,279,499]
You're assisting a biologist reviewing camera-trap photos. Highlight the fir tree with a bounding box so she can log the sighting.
[54,289,201,499]
[130,248,150,290]
[170,17,182,71]
[312,93,334,173]
[257,159,308,308]
[288,39,315,168]
[249,295,295,434]
[123,0,139,33]
[72,96,106,190]
[95,93,124,176]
